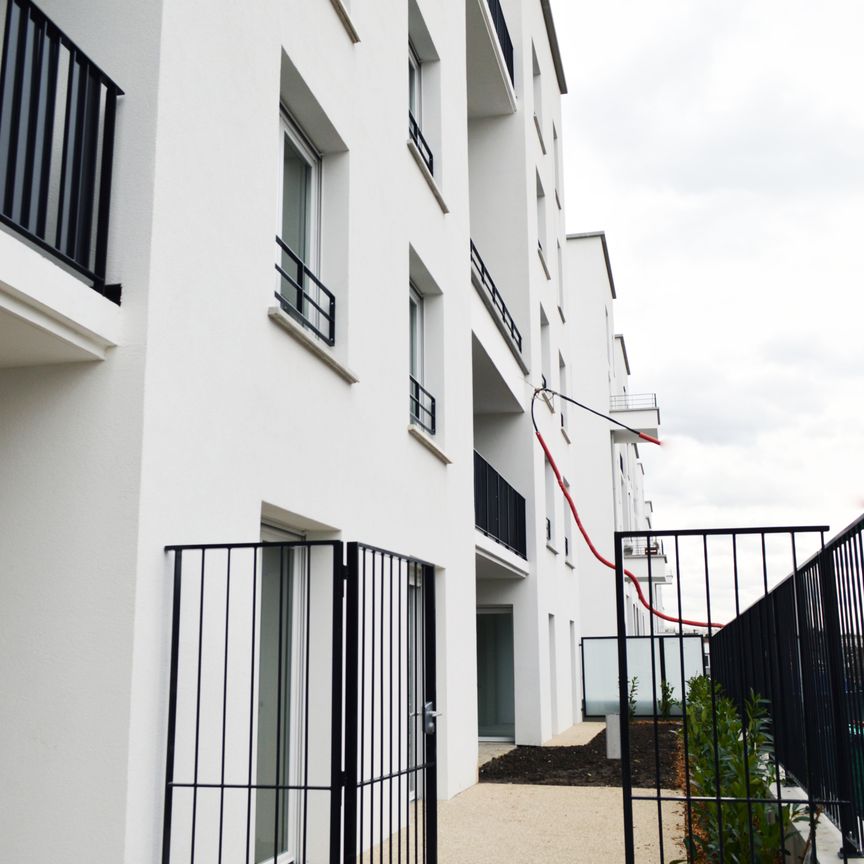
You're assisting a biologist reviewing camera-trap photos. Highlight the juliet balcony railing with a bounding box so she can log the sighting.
[408,110,433,175]
[485,0,514,86]
[275,236,336,345]
[0,0,123,301]
[470,240,522,353]
[409,374,436,435]
[474,451,527,558]
[610,392,658,411]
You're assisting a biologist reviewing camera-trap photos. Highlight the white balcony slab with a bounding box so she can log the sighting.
[475,529,529,579]
[466,0,517,119]
[610,406,661,443]
[0,228,120,368]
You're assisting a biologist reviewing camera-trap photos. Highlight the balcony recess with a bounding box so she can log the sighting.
[609,392,661,443]
[474,450,526,558]
[466,0,517,118]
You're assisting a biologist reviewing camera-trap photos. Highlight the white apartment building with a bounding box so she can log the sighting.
[0,0,662,861]
[565,232,665,642]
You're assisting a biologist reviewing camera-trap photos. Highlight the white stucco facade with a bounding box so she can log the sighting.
[0,1,664,861]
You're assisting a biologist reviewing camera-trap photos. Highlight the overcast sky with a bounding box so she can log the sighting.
[551,0,864,562]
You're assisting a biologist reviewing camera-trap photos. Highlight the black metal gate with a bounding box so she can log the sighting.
[161,540,437,864]
[614,523,863,863]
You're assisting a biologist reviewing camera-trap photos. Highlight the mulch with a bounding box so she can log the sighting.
[479,721,682,788]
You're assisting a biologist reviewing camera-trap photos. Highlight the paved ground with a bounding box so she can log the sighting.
[463,725,682,862]
[439,783,684,863]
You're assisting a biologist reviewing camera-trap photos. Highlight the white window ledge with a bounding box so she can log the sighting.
[329,0,360,43]
[268,305,359,384]
[557,303,566,323]
[538,245,551,280]
[408,423,451,464]
[546,541,559,555]
[407,140,449,214]
[565,558,575,570]
[541,390,554,413]
[555,188,562,210]
[560,424,571,444]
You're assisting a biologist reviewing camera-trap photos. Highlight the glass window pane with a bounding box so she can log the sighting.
[255,547,295,863]
[281,133,311,263]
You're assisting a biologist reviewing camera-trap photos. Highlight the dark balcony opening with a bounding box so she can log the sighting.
[409,374,436,434]
[408,110,433,175]
[274,236,336,345]
[485,0,514,86]
[0,0,123,301]
[470,240,522,353]
[474,450,527,558]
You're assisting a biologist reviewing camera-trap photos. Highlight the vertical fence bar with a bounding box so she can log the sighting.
[343,544,360,864]
[161,549,183,864]
[423,563,438,864]
[217,550,231,864]
[821,540,858,856]
[615,533,635,864]
[329,545,346,864]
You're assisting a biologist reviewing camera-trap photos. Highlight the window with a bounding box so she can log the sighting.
[532,43,544,147]
[563,477,573,562]
[556,241,565,316]
[552,123,562,204]
[544,456,556,547]
[256,525,307,863]
[276,111,336,344]
[409,41,422,122]
[540,305,551,393]
[409,283,435,433]
[536,172,547,265]
[558,354,568,431]
[407,0,441,180]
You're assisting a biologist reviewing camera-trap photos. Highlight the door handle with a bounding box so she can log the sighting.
[423,701,441,735]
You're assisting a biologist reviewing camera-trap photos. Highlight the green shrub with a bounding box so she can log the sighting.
[672,675,806,863]
[660,679,677,720]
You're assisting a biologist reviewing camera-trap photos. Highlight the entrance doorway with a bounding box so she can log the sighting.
[476,608,515,740]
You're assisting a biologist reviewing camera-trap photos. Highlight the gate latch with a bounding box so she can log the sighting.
[423,701,441,735]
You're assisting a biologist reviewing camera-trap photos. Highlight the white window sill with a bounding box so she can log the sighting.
[557,303,566,323]
[407,140,449,214]
[329,0,360,42]
[555,188,562,210]
[534,113,547,154]
[408,423,451,464]
[538,246,551,280]
[268,305,359,384]
[546,541,559,555]
[565,558,575,570]
[560,424,571,444]
[541,390,554,413]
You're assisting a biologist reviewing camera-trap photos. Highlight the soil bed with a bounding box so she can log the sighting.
[480,721,681,788]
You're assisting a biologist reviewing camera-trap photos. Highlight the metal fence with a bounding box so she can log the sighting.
[474,450,527,558]
[713,514,864,856]
[161,540,438,864]
[614,523,864,863]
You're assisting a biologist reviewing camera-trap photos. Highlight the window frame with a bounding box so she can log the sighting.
[409,282,425,383]
[408,40,423,125]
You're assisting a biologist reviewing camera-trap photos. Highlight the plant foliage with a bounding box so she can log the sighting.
[672,675,807,864]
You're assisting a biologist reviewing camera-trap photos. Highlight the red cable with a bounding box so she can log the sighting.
[534,428,724,630]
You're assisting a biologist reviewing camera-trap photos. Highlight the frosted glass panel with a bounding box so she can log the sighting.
[582,636,704,717]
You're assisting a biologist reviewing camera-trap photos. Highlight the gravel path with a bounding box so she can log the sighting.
[439,783,684,863]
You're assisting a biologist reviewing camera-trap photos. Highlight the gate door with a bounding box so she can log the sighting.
[343,543,437,864]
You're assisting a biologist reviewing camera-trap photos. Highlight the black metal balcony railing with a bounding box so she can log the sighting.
[610,392,658,411]
[274,236,336,345]
[474,451,526,558]
[409,374,436,434]
[0,0,123,301]
[408,111,433,175]
[485,0,514,86]
[470,240,522,353]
